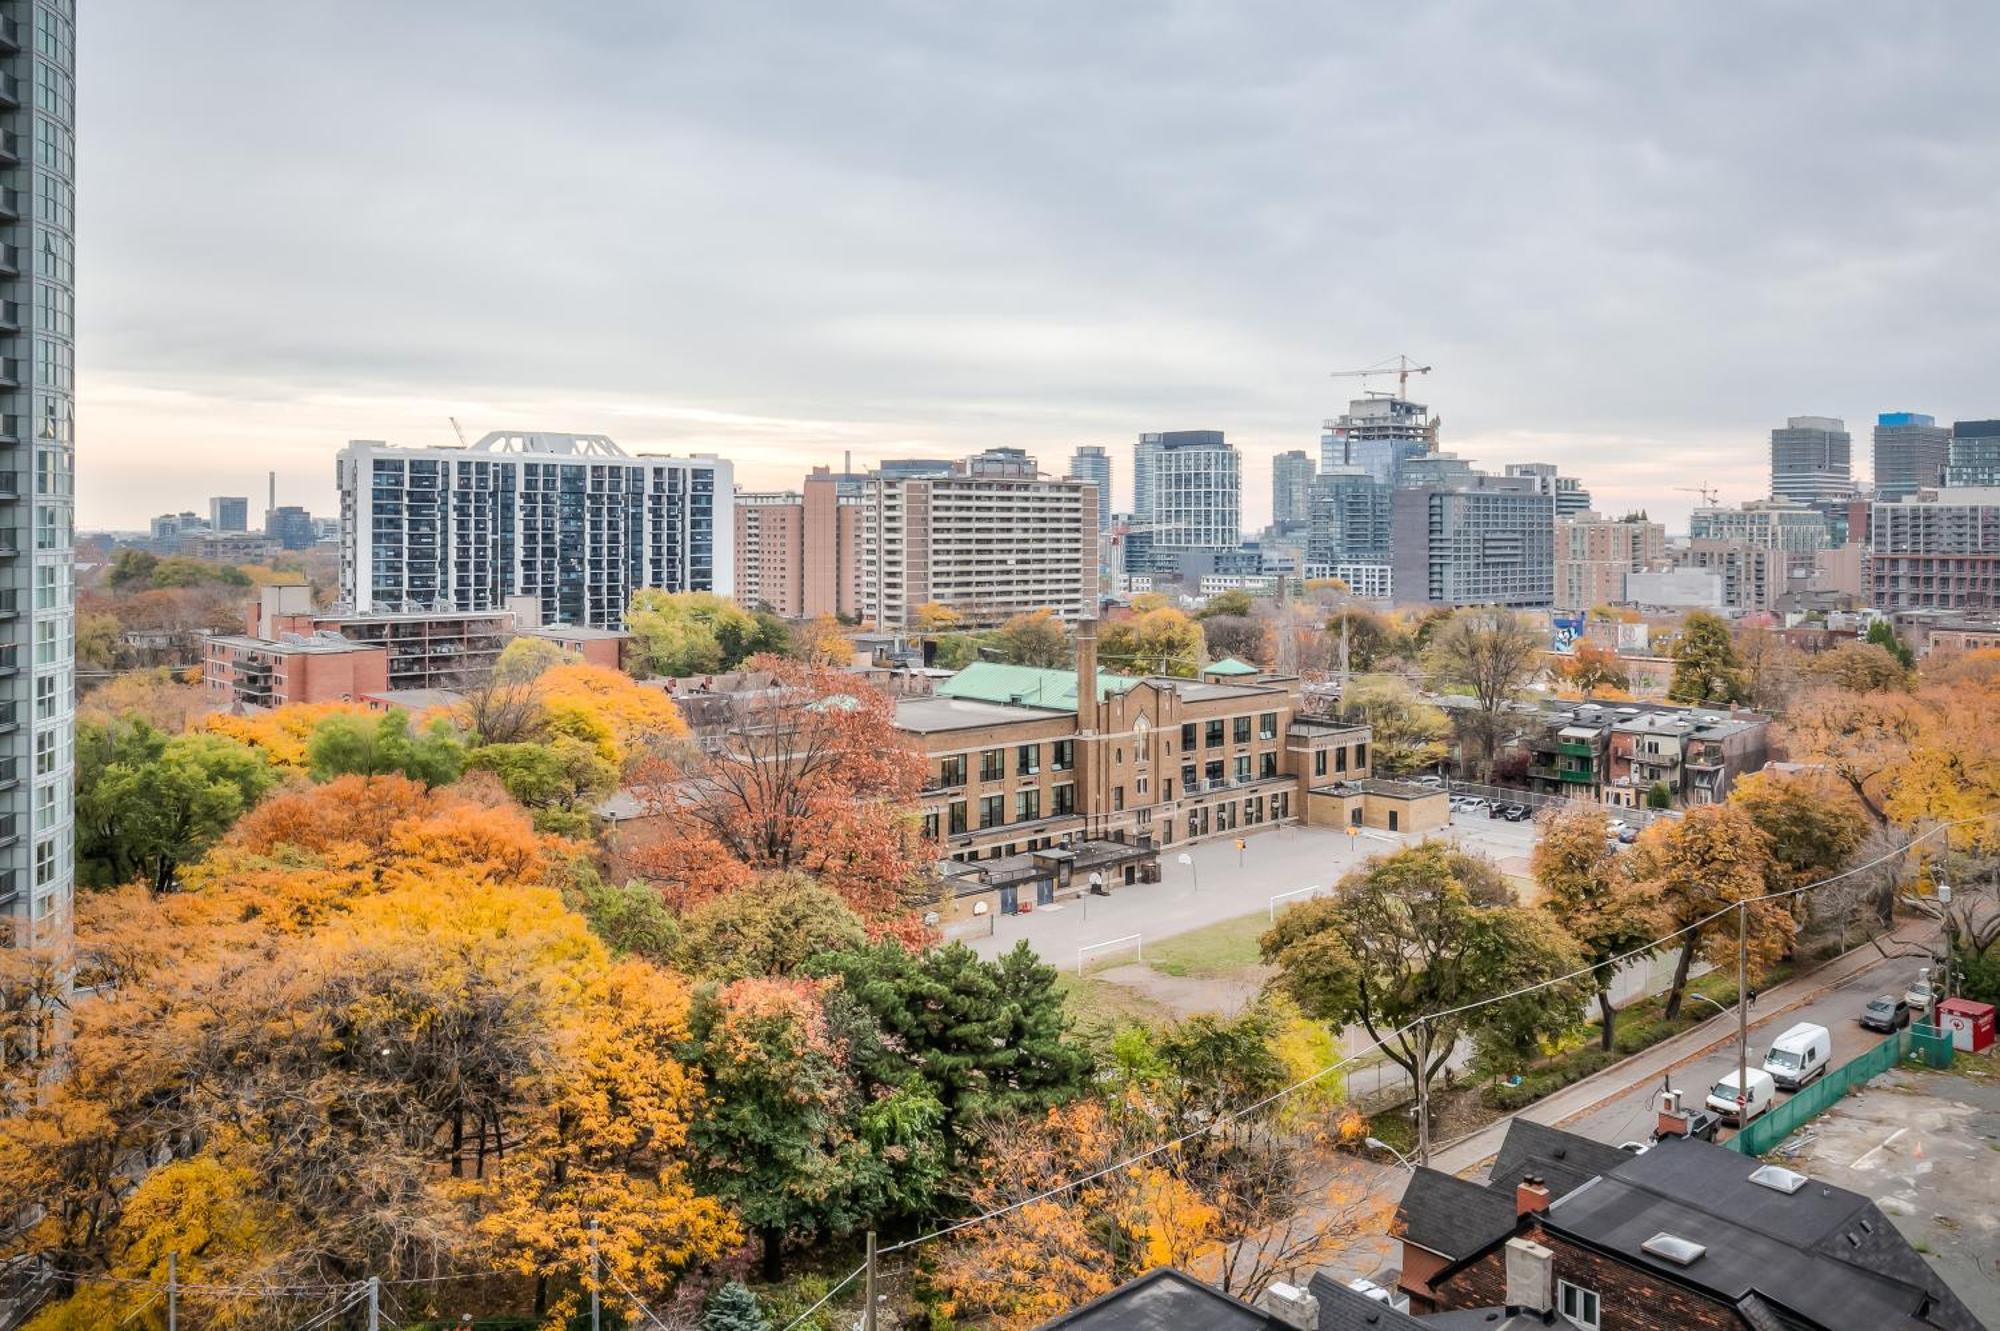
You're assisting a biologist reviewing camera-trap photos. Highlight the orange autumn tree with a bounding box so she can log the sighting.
[626,657,930,926]
[536,663,688,764]
[202,701,377,773]
[6,776,735,1331]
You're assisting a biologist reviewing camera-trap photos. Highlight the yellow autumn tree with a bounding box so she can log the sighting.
[202,701,377,772]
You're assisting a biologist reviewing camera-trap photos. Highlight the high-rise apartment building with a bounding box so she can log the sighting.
[1944,420,2000,489]
[1270,449,1315,532]
[1770,415,1853,507]
[1554,511,1666,610]
[1145,431,1239,564]
[338,432,730,630]
[1504,462,1592,516]
[1390,473,1554,607]
[859,448,1098,630]
[1133,433,1163,523]
[266,505,317,550]
[1870,488,2000,610]
[209,495,249,532]
[1067,446,1112,529]
[1873,412,1950,502]
[733,490,806,617]
[1320,396,1436,484]
[4,2,78,946]
[1305,466,1392,565]
[1684,540,1782,612]
[1688,500,1830,579]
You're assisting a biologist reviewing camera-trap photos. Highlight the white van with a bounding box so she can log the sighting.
[1705,1068,1776,1125]
[1762,1022,1832,1091]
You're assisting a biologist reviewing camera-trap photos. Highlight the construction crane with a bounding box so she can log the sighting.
[1329,354,1433,398]
[1674,484,1720,507]
[448,416,468,447]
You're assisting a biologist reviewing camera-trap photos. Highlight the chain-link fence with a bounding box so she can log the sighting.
[1441,780,1679,831]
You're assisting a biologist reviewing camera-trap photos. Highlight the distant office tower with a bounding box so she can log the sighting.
[1944,420,2000,489]
[1688,499,1829,583]
[1503,463,1592,516]
[1770,416,1853,507]
[266,505,317,551]
[1320,396,1437,484]
[209,496,250,532]
[338,432,730,629]
[1871,488,2000,610]
[1133,433,1164,523]
[1068,446,1113,529]
[1873,413,1950,501]
[1129,431,1240,575]
[4,2,78,947]
[1271,450,1315,532]
[1554,512,1665,610]
[859,448,1097,630]
[1390,472,1554,607]
[150,511,208,544]
[1305,467,1392,566]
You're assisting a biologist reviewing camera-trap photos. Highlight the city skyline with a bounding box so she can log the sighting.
[77,3,2000,534]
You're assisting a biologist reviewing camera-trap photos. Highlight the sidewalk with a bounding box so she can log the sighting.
[1427,929,1938,1177]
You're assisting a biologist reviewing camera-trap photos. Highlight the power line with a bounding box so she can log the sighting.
[601,1263,672,1331]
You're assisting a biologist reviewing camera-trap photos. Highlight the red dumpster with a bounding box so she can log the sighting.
[1938,998,1995,1053]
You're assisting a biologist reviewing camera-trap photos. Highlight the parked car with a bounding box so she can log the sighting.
[1859,994,1911,1033]
[1762,1022,1832,1091]
[1906,967,1937,1019]
[1617,826,1640,844]
[1413,774,1445,789]
[1500,803,1531,822]
[1705,1068,1777,1125]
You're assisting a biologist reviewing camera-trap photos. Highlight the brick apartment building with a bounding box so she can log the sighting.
[1508,699,1770,808]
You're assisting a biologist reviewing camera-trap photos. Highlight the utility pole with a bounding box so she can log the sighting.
[367,1276,380,1331]
[863,1231,879,1331]
[589,1219,601,1331]
[167,1252,177,1331]
[1414,1019,1432,1167]
[1736,901,1749,1122]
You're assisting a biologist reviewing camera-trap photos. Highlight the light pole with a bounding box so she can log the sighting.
[1365,1136,1416,1171]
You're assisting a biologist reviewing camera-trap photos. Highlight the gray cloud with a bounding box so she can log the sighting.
[78,0,2000,529]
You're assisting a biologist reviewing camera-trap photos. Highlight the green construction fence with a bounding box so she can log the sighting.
[1727,1025,1951,1156]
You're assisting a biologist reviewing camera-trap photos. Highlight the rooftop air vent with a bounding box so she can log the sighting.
[1642,1233,1707,1267]
[1749,1164,1808,1195]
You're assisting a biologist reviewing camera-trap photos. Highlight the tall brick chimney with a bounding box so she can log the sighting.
[1075,619,1098,727]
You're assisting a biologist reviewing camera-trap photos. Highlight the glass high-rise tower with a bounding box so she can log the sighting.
[3,1,78,947]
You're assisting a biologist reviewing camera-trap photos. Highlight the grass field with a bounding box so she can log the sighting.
[1060,907,1277,1035]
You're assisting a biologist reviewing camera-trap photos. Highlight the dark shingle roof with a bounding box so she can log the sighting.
[1486,1118,1633,1202]
[1038,1269,1275,1331]
[1394,1168,1518,1261]
[1305,1273,1425,1331]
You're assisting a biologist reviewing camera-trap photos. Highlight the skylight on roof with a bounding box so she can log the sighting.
[1641,1233,1707,1266]
[1749,1164,1808,1195]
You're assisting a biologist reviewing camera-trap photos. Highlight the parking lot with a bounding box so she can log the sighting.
[1774,1054,2000,1329]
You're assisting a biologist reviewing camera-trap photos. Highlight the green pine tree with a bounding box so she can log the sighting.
[704,1282,770,1331]
[1864,619,1915,669]
[1666,611,1746,705]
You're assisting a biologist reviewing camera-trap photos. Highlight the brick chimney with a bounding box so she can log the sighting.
[1257,1282,1319,1331]
[1075,619,1098,729]
[1515,1174,1551,1217]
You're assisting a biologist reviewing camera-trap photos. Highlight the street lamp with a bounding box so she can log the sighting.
[1365,1137,1416,1171]
[1686,993,1732,1017]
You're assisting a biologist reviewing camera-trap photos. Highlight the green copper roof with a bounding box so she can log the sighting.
[1202,657,1260,676]
[936,661,1140,709]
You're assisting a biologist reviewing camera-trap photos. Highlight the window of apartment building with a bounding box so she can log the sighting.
[1017,743,1040,776]
[948,800,968,836]
[1335,746,1348,773]
[1233,716,1251,745]
[1258,711,1278,740]
[1181,722,1197,750]
[1205,719,1224,748]
[921,812,940,840]
[980,748,1005,782]
[979,794,1005,829]
[1052,783,1075,816]
[1112,786,1124,812]
[1557,1283,1599,1331]
[1314,750,1327,777]
[1205,759,1224,786]
[937,755,967,788]
[1015,788,1041,822]
[1052,739,1074,771]
[1260,752,1277,780]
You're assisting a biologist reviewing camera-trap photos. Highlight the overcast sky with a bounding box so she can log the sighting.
[78,2,2000,532]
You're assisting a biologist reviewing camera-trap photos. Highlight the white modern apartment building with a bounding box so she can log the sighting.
[337,432,731,631]
[859,448,1099,630]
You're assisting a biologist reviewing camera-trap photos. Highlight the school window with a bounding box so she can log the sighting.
[1234,755,1250,783]
[937,754,966,788]
[980,748,1004,782]
[1051,739,1075,771]
[1205,759,1224,785]
[921,811,940,841]
[1112,786,1124,812]
[1558,1282,1599,1331]
[1181,722,1197,750]
[1205,719,1224,748]
[1017,743,1040,776]
[1258,712,1278,740]
[979,794,1005,829]
[1355,742,1368,769]
[1051,783,1075,816]
[1135,774,1148,797]
[1314,750,1327,777]
[1015,788,1041,822]
[947,800,968,836]
[1260,752,1278,779]
[1233,716,1251,744]
[1336,746,1349,773]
